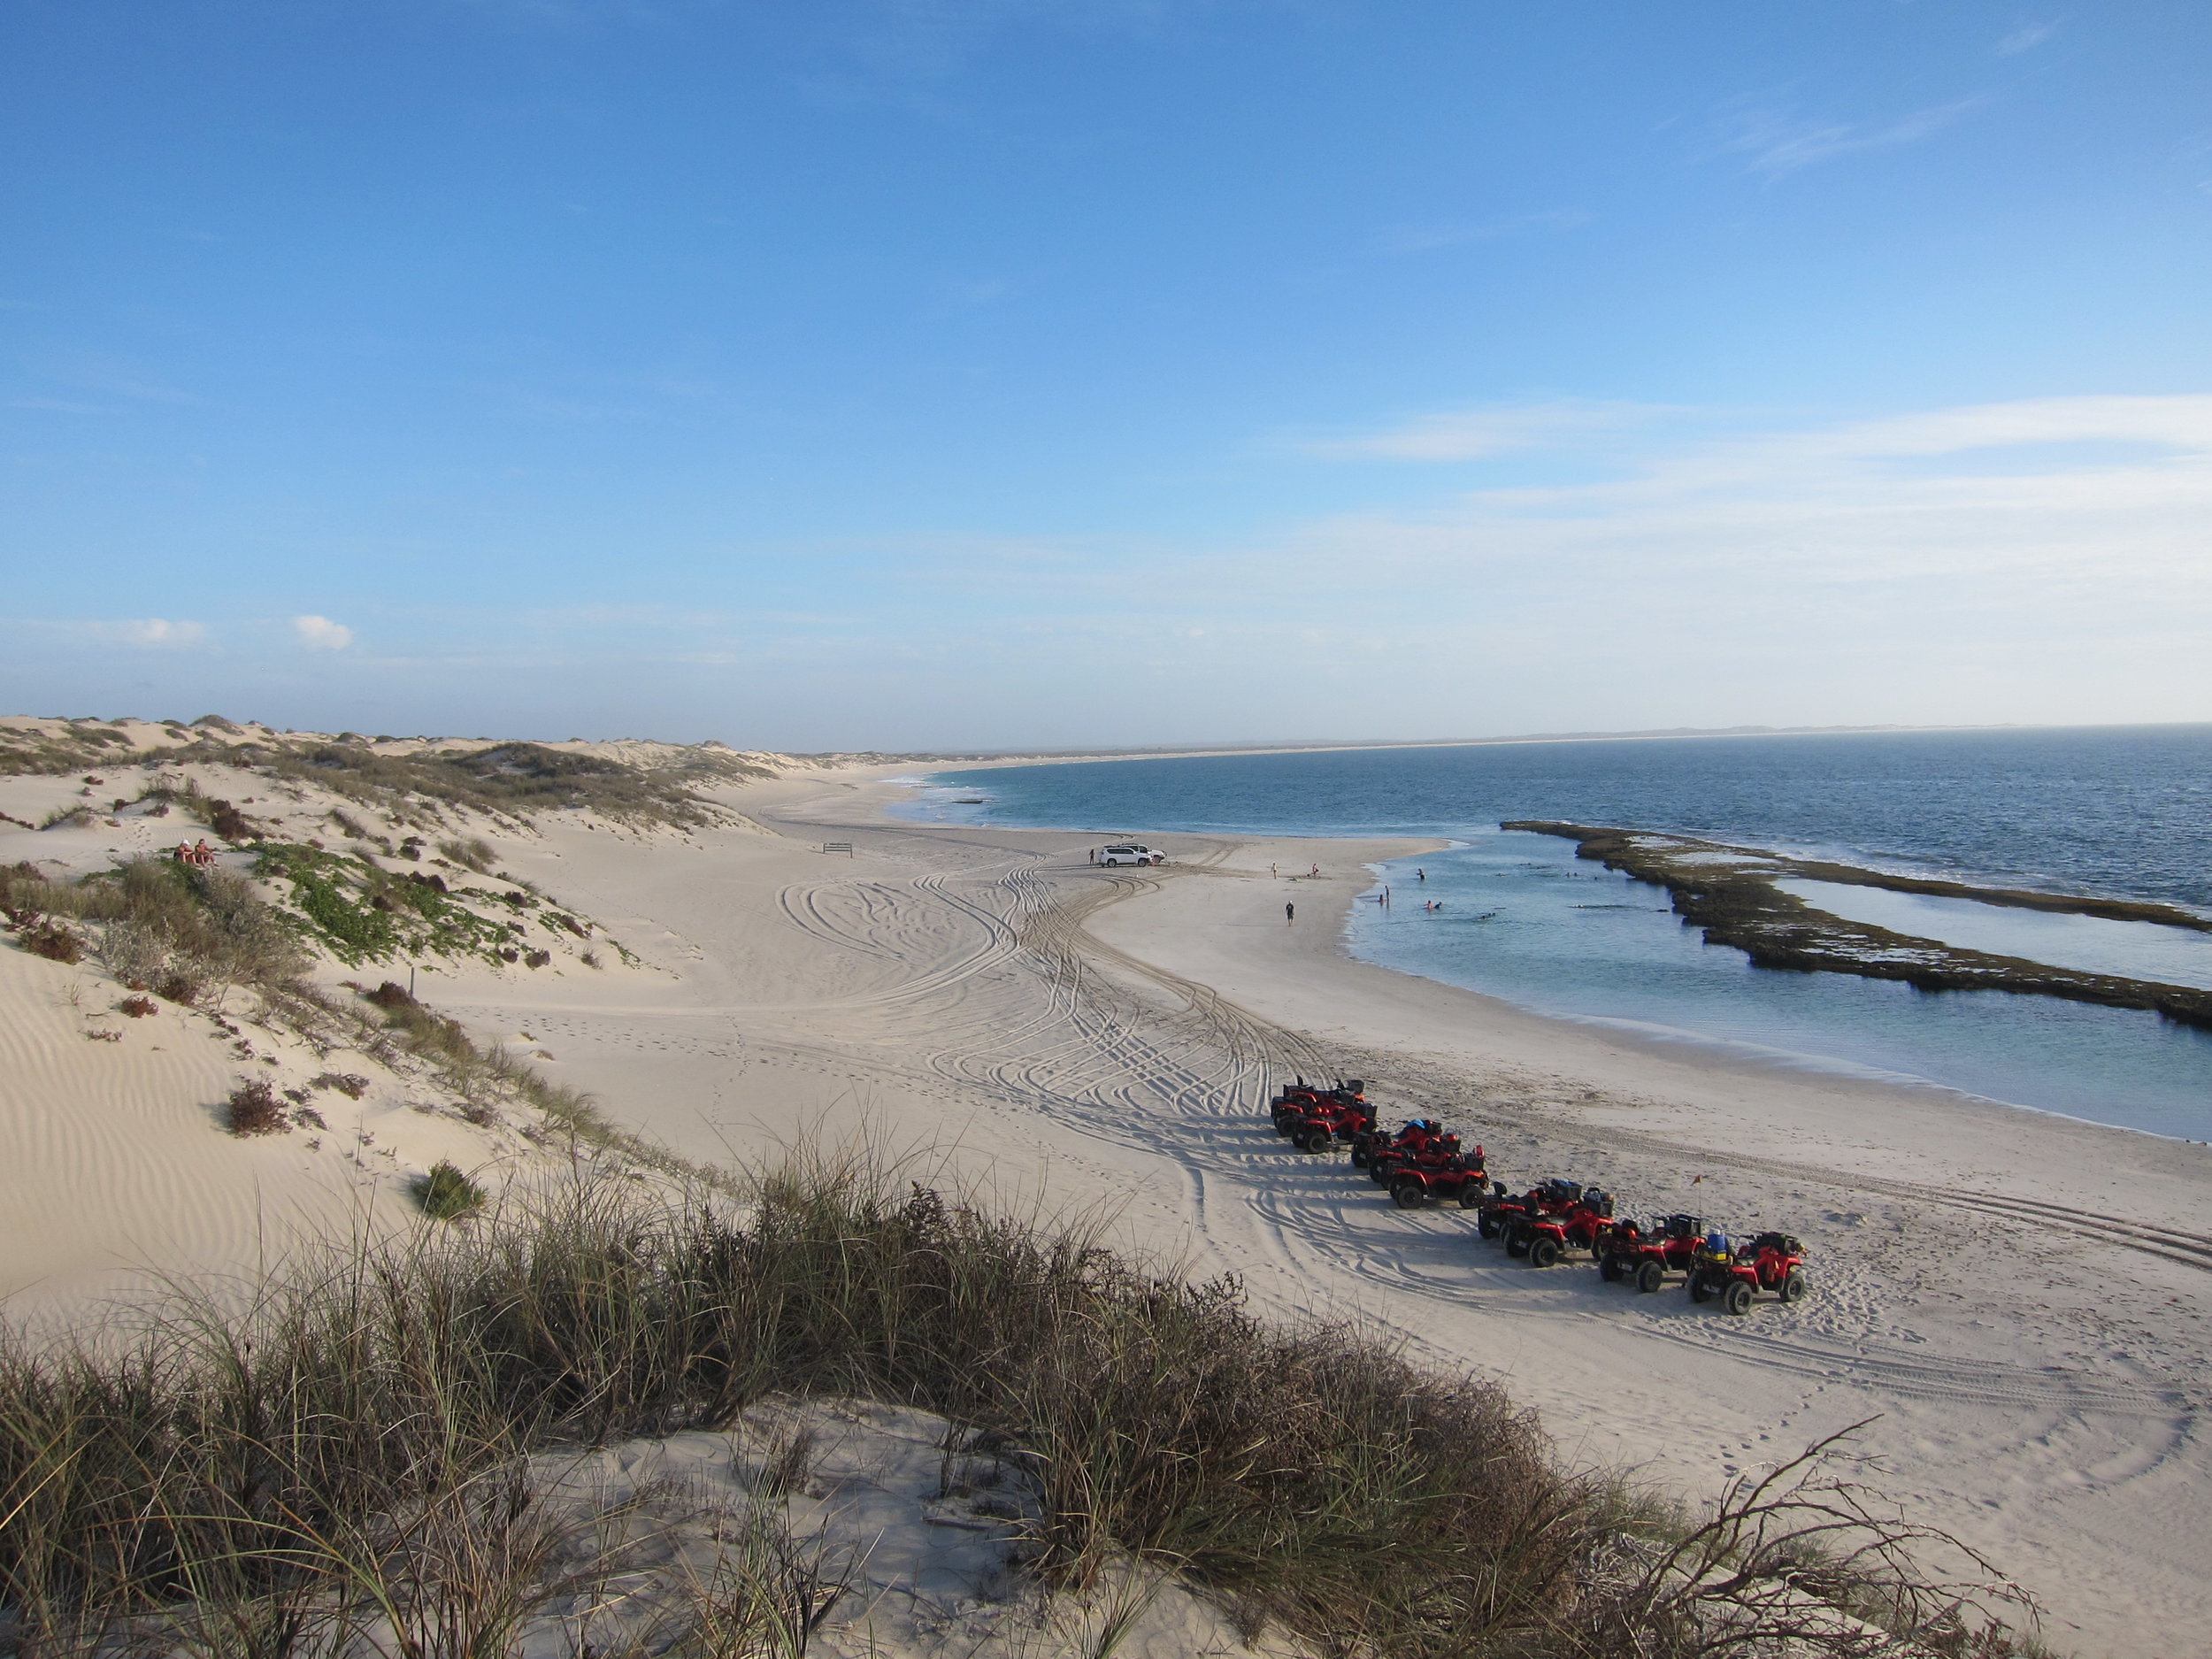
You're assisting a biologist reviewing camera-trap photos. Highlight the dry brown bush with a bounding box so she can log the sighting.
[224,1078,290,1136]
[23,920,84,964]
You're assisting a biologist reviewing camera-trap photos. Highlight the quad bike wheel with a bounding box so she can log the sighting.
[1505,1228,1531,1258]
[1781,1270,1808,1303]
[1458,1187,1481,1210]
[1688,1271,1715,1304]
[1528,1237,1562,1270]
[1721,1279,1755,1316]
[1349,1145,1368,1167]
[1476,1210,1502,1239]
[1271,1117,1293,1137]
[1599,1253,1623,1283]
[1635,1258,1665,1294]
[1392,1179,1427,1210]
[1300,1130,1329,1153]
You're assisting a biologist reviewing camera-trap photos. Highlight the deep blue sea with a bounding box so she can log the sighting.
[894,726,2212,1140]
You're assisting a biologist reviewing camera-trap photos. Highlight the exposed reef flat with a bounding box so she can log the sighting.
[1502,820,2212,1033]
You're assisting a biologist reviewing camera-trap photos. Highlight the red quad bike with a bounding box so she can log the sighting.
[1267,1077,1333,1134]
[1687,1231,1809,1315]
[1288,1091,1374,1155]
[1271,1079,1371,1154]
[1478,1178,1583,1243]
[1349,1118,1433,1171]
[1267,1077,1328,1130]
[1388,1144,1489,1210]
[1363,1123,1458,1187]
[1512,1187,1616,1268]
[1598,1214,1706,1293]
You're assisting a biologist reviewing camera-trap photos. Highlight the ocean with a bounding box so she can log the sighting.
[894,725,2212,1140]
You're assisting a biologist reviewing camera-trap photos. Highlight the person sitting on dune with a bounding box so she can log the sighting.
[191,840,214,866]
[174,841,194,863]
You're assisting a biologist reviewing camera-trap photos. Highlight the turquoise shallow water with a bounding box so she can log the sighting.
[894,726,2212,1140]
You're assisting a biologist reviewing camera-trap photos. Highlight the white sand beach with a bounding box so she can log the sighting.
[4,740,2208,1656]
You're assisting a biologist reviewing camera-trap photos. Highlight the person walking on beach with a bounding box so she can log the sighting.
[1286,902,1295,925]
[1270,862,1278,877]
[1309,863,1320,878]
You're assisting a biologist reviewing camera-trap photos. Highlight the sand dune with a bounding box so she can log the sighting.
[0,941,520,1318]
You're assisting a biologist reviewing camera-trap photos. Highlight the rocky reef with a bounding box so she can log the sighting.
[1502,821,2212,1033]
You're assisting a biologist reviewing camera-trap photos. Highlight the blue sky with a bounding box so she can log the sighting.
[4,0,2209,748]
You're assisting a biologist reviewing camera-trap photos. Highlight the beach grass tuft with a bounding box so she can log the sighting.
[439,836,498,873]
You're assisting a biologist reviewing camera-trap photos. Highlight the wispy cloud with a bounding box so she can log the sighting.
[7,396,107,415]
[83,618,209,647]
[293,615,354,649]
[1284,396,2212,599]
[1711,95,1985,179]
[1373,209,1591,256]
[1998,20,2058,56]
[12,397,2204,745]
[26,353,201,407]
[935,273,1017,308]
[1303,399,1678,461]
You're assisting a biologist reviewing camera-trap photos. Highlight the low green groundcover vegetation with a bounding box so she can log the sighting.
[253,842,577,968]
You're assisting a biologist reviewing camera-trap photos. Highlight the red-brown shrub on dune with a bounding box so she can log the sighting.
[224,1078,289,1136]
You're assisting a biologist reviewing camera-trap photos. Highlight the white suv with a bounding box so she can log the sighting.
[1099,844,1164,867]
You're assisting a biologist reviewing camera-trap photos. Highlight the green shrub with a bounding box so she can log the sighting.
[412,1161,486,1220]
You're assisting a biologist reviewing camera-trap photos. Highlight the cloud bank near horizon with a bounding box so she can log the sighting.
[7,393,2205,749]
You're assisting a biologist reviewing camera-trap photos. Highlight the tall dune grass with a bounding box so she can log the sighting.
[1,856,307,1006]
[0,1156,2041,1658]
[0,1159,1585,1656]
